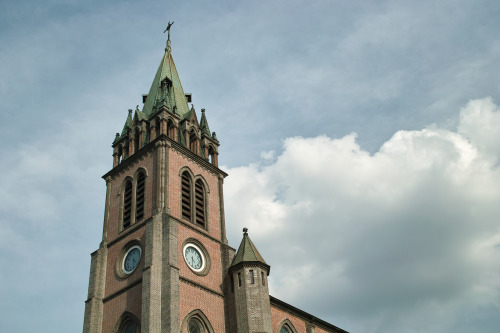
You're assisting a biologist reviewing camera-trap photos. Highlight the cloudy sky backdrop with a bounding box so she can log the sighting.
[1,0,500,332]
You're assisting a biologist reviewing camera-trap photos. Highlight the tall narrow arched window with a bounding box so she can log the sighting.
[194,179,205,228]
[124,140,129,159]
[189,130,197,154]
[118,146,123,164]
[155,118,161,138]
[135,172,145,222]
[208,146,215,164]
[123,180,133,229]
[134,128,140,153]
[181,172,192,221]
[167,119,175,140]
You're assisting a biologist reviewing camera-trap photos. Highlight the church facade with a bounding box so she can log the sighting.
[83,32,347,333]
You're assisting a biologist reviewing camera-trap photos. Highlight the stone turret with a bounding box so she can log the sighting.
[229,228,272,333]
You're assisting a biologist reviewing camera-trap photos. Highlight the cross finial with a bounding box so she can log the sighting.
[164,21,174,40]
[243,227,248,235]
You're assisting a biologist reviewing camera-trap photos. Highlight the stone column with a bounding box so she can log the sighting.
[102,177,112,242]
[83,245,108,333]
[141,215,163,332]
[161,215,179,332]
[154,140,169,214]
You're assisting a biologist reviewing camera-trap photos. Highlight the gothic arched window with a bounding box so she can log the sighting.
[181,171,192,221]
[194,179,205,228]
[280,326,291,333]
[123,179,133,229]
[183,310,214,333]
[135,171,146,222]
[155,118,161,138]
[189,130,197,154]
[167,119,175,140]
[121,321,138,333]
[188,318,203,333]
[207,146,215,165]
[116,312,140,333]
[278,321,297,333]
[118,146,123,164]
[134,128,140,153]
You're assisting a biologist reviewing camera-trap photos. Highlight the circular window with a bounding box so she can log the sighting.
[183,243,205,272]
[122,245,142,274]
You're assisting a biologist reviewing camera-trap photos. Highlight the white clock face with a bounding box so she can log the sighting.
[183,243,205,272]
[122,245,142,274]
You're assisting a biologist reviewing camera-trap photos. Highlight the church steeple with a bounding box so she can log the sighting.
[142,26,190,118]
[110,27,220,168]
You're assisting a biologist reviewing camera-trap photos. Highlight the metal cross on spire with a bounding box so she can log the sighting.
[164,21,174,40]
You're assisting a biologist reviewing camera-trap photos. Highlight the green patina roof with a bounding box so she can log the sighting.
[135,108,148,122]
[142,41,190,118]
[121,110,133,136]
[231,228,267,267]
[199,109,211,136]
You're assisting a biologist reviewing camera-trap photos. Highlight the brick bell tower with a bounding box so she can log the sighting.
[82,26,243,333]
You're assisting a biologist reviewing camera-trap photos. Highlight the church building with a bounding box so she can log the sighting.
[83,28,348,333]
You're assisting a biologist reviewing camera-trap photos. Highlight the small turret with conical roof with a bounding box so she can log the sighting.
[229,228,273,333]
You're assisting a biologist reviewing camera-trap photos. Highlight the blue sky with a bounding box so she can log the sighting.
[1,0,500,332]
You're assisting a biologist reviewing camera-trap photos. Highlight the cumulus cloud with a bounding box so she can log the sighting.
[224,98,500,333]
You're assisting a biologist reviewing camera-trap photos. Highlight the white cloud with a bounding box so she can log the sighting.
[224,97,500,333]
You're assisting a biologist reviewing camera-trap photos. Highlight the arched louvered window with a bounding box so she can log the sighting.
[181,172,192,221]
[135,172,145,222]
[123,180,133,229]
[194,179,205,227]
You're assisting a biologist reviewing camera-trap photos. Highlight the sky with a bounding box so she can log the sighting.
[1,0,500,332]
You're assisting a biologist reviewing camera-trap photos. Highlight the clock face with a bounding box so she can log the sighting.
[183,244,205,272]
[123,245,141,274]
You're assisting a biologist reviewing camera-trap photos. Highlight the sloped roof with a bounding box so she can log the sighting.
[199,109,211,136]
[231,228,267,267]
[121,110,133,136]
[142,41,190,118]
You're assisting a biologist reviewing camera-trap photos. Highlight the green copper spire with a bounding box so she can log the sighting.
[231,228,268,267]
[142,27,190,118]
[199,108,211,136]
